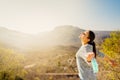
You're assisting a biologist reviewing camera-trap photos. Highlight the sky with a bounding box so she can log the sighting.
[0,0,120,34]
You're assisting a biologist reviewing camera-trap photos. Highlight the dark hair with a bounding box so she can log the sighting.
[88,31,96,58]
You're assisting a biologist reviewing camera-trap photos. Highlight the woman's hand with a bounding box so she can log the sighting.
[104,56,118,67]
[109,59,118,67]
[86,52,95,62]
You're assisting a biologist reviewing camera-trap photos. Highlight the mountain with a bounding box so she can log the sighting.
[94,31,111,44]
[0,26,111,51]
[0,27,33,50]
[34,25,84,46]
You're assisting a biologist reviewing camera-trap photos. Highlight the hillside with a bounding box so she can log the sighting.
[0,26,114,80]
[0,27,32,50]
[0,26,111,51]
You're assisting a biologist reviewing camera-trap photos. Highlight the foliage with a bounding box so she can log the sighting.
[0,47,25,80]
[101,31,120,80]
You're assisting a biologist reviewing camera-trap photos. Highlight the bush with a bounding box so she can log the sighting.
[101,31,120,80]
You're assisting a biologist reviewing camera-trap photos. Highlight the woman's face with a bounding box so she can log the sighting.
[79,30,90,44]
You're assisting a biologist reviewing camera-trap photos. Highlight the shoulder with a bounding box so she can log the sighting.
[84,44,93,52]
[85,44,93,49]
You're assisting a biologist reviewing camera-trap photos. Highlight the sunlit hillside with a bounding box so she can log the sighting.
[0,26,115,80]
[0,26,111,50]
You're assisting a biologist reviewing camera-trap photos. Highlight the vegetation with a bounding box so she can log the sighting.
[100,31,120,80]
[0,47,26,80]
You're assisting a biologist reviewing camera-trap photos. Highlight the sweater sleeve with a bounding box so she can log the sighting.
[96,50,105,58]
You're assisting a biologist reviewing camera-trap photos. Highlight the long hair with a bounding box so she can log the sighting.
[88,31,96,58]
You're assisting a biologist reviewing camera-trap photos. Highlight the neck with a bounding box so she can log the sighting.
[81,42,88,45]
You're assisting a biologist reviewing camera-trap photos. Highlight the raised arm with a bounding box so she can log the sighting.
[96,50,117,66]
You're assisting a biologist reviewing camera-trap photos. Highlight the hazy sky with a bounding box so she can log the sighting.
[0,0,120,34]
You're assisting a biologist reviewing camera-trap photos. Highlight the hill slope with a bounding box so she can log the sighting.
[0,26,111,51]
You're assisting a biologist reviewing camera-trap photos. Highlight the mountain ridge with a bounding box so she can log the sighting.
[0,26,111,51]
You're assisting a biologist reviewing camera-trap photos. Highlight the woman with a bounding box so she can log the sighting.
[76,30,115,80]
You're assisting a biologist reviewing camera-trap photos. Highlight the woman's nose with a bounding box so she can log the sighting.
[80,33,83,36]
[78,34,82,38]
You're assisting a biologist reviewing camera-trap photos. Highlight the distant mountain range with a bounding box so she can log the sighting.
[0,26,111,51]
